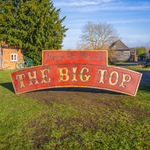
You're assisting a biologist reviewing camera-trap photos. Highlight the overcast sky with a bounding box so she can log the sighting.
[52,0,150,50]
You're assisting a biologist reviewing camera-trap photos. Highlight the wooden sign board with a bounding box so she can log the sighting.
[10,50,142,96]
[43,51,107,66]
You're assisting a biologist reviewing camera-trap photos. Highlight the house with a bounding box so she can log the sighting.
[129,48,138,62]
[138,51,150,61]
[0,40,23,70]
[146,46,150,52]
[109,39,130,61]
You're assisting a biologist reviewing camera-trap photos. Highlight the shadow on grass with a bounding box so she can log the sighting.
[0,82,15,93]
[139,86,150,93]
[27,87,124,96]
[0,82,127,96]
[0,82,123,95]
[1,82,149,96]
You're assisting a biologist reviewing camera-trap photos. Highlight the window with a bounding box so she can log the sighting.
[11,54,17,61]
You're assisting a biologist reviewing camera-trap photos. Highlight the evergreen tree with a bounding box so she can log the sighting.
[0,0,68,65]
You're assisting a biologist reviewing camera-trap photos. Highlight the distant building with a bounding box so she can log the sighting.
[139,51,150,61]
[0,40,23,70]
[129,48,138,62]
[109,39,130,61]
[146,46,150,52]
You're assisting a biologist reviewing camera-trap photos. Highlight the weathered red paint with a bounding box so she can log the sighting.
[10,50,142,96]
[43,50,107,66]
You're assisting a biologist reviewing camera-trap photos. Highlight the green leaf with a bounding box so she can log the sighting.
[0,0,68,65]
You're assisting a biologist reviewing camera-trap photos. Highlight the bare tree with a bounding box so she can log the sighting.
[78,21,119,50]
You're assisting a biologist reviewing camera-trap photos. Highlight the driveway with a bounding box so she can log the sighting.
[118,62,141,67]
[118,62,150,86]
[134,70,150,86]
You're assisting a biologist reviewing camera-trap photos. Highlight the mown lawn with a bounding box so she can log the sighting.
[109,62,125,66]
[126,66,150,71]
[0,70,150,150]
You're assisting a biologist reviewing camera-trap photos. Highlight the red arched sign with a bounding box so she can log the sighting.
[10,50,142,96]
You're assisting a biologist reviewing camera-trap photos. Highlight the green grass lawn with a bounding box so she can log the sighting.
[126,66,150,71]
[109,62,125,66]
[0,70,150,150]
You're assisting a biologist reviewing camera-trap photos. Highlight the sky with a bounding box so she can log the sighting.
[52,0,150,50]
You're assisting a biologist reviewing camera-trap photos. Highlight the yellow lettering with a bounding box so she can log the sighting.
[27,71,39,86]
[119,73,131,88]
[80,67,91,82]
[40,69,51,84]
[58,67,69,82]
[71,67,78,82]
[97,69,108,84]
[16,73,26,88]
[109,71,119,86]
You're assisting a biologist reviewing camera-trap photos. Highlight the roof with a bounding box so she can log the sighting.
[129,48,135,53]
[1,40,23,49]
[110,39,130,51]
[139,53,150,57]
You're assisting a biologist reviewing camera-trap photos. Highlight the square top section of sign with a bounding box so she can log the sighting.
[43,50,107,66]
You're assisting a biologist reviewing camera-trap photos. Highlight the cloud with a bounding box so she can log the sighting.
[55,2,98,6]
[54,0,114,7]
[65,18,150,26]
[67,29,81,32]
[77,5,150,12]
[109,18,150,24]
[54,0,150,12]
[122,38,150,47]
[122,34,150,39]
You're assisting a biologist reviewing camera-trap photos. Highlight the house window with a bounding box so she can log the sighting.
[11,54,17,61]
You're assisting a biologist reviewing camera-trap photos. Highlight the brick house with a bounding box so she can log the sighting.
[129,48,138,62]
[0,40,23,70]
[109,39,130,61]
